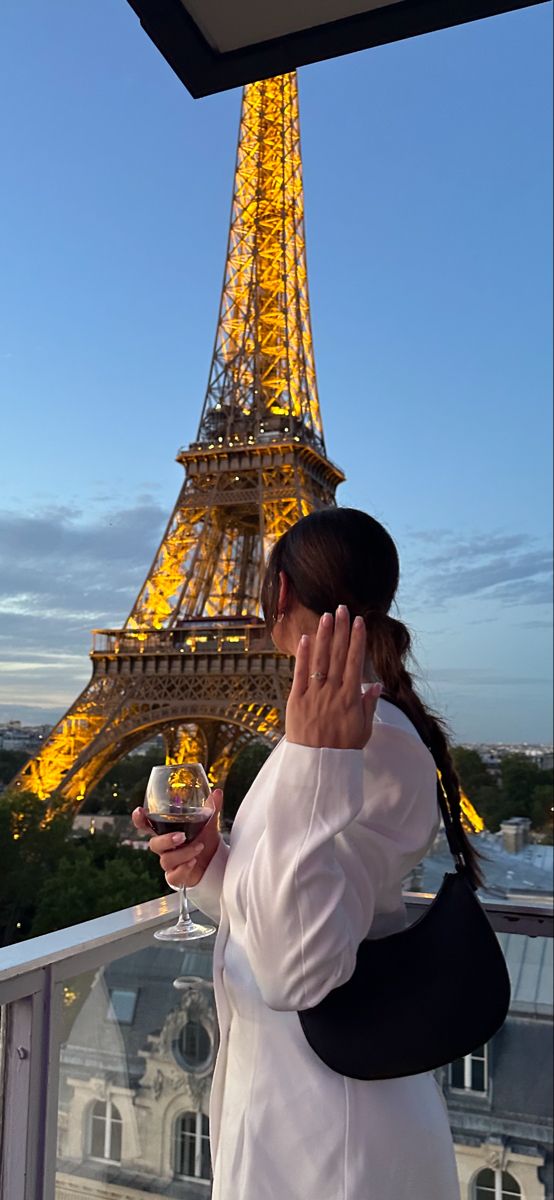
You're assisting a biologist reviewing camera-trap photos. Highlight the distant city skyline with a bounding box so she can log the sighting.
[0,2,552,744]
[1,716,552,753]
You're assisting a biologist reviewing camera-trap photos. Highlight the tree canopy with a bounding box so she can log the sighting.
[0,788,163,947]
[452,748,553,839]
[1,738,551,948]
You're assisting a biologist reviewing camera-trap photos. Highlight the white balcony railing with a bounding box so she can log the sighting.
[0,895,552,1200]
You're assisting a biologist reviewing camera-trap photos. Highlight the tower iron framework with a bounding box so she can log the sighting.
[12,73,483,835]
[14,73,344,811]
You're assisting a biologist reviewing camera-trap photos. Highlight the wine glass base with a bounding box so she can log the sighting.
[154,920,215,942]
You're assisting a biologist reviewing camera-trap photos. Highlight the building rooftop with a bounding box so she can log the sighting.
[420,832,554,902]
[497,933,553,1017]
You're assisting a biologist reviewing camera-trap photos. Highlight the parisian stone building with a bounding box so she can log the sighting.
[437,933,553,1200]
[57,942,216,1199]
[56,932,552,1200]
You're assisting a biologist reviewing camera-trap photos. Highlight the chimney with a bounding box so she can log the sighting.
[500,817,532,854]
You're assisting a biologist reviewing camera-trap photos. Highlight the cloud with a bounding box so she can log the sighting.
[0,702,65,724]
[0,502,165,564]
[426,667,552,686]
[0,500,167,675]
[416,531,532,564]
[516,618,554,630]
[1,506,552,725]
[403,528,553,608]
[0,651,84,673]
[429,550,552,603]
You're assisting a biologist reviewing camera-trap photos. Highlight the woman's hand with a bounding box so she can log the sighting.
[285,606,382,750]
[131,789,224,888]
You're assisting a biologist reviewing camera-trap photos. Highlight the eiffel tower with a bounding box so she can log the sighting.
[13,72,345,811]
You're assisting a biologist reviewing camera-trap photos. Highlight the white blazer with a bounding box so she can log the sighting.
[189,699,461,1200]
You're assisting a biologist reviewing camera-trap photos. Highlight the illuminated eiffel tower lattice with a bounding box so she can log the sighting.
[14,72,345,811]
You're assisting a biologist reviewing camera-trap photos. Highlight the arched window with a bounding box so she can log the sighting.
[177,1019,211,1070]
[89,1099,122,1162]
[174,1111,211,1181]
[474,1167,522,1199]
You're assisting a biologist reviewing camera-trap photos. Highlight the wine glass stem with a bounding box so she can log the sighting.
[176,886,193,930]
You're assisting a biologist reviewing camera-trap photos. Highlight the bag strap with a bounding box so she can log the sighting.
[379,691,470,880]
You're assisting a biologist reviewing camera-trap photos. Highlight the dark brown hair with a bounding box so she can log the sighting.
[261,507,483,889]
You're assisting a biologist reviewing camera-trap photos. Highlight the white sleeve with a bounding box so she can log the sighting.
[242,730,437,1012]
[187,837,229,925]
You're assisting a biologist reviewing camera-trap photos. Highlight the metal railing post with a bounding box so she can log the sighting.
[0,969,49,1200]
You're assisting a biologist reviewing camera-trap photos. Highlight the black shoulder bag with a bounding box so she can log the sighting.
[297,699,511,1080]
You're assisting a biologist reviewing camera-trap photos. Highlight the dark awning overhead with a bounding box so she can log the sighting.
[126,0,547,97]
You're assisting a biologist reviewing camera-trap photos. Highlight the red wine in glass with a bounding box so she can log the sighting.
[146,810,212,841]
[144,764,215,942]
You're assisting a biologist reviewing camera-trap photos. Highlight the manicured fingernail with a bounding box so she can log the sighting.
[370,682,383,697]
[300,634,309,646]
[337,604,348,618]
[353,615,364,629]
[171,832,186,845]
[188,858,198,869]
[321,611,333,626]
[195,844,204,854]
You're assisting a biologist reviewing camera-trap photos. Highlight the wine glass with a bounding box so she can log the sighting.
[144,763,216,942]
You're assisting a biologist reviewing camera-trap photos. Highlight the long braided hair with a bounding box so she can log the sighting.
[261,507,483,889]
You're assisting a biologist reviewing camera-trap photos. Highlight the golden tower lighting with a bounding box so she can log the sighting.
[13,73,344,809]
[12,73,483,836]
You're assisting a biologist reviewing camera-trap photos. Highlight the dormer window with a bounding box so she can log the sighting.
[449,1045,488,1093]
[107,988,138,1024]
[89,1100,122,1163]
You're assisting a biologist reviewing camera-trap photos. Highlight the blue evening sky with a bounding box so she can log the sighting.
[0,1,552,743]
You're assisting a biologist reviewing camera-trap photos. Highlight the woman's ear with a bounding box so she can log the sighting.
[277,570,289,615]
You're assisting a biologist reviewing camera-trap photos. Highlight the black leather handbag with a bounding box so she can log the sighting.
[297,700,511,1081]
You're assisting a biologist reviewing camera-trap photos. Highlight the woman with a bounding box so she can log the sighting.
[133,508,477,1199]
